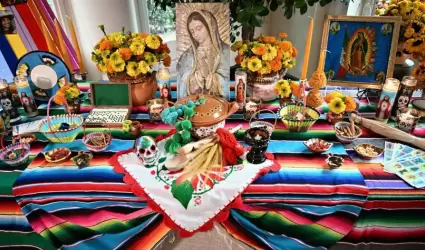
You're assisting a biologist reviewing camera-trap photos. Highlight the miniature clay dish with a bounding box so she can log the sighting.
[13,133,36,145]
[304,138,333,153]
[71,151,93,168]
[325,153,344,168]
[43,148,72,163]
[334,122,362,144]
[0,142,31,166]
[354,143,384,160]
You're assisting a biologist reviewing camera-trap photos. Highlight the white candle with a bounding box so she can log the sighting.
[375,78,400,123]
[158,68,170,80]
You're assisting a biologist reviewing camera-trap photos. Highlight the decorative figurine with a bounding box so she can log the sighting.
[134,136,159,166]
[235,68,247,109]
[243,97,261,121]
[244,127,270,164]
[395,107,420,134]
[391,76,417,120]
[147,99,164,124]
[0,79,21,124]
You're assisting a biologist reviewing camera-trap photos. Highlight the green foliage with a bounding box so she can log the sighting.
[171,180,194,209]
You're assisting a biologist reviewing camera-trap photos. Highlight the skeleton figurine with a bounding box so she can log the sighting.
[134,136,159,166]
[0,85,21,123]
[395,108,420,133]
[392,88,414,120]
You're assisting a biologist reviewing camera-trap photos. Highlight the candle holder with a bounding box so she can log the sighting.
[158,68,171,102]
[73,72,88,82]
[243,97,261,121]
[391,76,417,120]
[375,78,400,123]
[395,107,420,134]
[244,126,270,164]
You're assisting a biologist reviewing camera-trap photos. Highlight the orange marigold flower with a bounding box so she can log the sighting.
[54,91,66,105]
[160,43,170,54]
[119,48,132,61]
[292,47,298,57]
[276,49,283,60]
[163,55,171,67]
[139,33,149,39]
[235,54,244,64]
[344,96,357,111]
[279,32,288,39]
[100,40,113,51]
[107,63,115,73]
[269,58,282,71]
[252,45,267,55]
[262,36,276,44]
[290,82,301,98]
[279,41,293,52]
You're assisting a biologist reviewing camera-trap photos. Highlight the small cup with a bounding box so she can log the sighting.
[122,120,132,132]
[395,107,420,134]
[131,121,142,136]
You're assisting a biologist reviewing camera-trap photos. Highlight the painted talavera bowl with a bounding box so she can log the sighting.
[174,95,239,138]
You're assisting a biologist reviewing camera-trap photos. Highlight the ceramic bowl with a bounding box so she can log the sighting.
[334,122,362,144]
[191,120,226,139]
[0,142,30,166]
[43,148,72,163]
[354,143,384,160]
[304,138,333,153]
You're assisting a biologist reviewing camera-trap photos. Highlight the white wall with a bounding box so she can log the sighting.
[65,0,133,80]
[268,2,348,79]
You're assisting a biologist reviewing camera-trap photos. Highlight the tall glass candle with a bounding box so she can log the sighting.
[375,78,400,123]
[0,79,21,124]
[391,75,417,120]
[14,76,38,117]
[158,67,171,102]
[235,68,247,109]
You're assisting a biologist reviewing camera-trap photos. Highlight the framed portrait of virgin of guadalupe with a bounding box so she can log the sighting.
[176,3,230,99]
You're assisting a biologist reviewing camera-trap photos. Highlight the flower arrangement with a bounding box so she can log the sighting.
[325,92,357,114]
[231,33,297,75]
[377,0,425,56]
[54,83,81,105]
[413,61,425,83]
[91,25,171,77]
[160,97,206,154]
[274,79,302,99]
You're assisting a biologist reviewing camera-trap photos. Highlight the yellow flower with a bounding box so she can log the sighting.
[280,85,292,98]
[126,62,142,77]
[109,51,123,65]
[259,62,271,75]
[405,27,415,38]
[329,97,346,114]
[66,86,80,99]
[247,57,262,72]
[145,35,161,49]
[262,46,277,61]
[231,41,243,51]
[130,41,145,55]
[97,61,108,73]
[238,44,248,56]
[241,58,248,68]
[108,32,126,48]
[144,52,157,66]
[391,9,399,15]
[94,49,102,55]
[274,80,292,97]
[111,59,126,72]
[251,44,267,55]
[325,91,343,103]
[139,61,150,74]
[390,0,397,4]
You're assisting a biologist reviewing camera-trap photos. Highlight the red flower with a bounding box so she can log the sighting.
[164,185,170,190]
[150,170,156,175]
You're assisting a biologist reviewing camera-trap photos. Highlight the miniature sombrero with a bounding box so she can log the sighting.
[0,10,14,19]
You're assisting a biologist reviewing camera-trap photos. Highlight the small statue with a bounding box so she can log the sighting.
[134,136,159,166]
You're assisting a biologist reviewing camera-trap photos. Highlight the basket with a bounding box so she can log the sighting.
[38,96,84,143]
[249,109,277,136]
[0,132,30,166]
[82,121,112,152]
[279,103,320,132]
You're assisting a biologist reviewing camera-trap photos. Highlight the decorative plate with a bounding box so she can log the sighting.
[15,51,72,102]
[43,148,72,163]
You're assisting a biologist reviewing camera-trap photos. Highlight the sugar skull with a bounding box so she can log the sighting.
[397,95,410,109]
[134,136,158,165]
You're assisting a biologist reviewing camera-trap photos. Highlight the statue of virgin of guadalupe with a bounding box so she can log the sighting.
[177,10,230,99]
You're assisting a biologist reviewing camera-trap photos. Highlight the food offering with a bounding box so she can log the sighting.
[0,142,30,166]
[249,109,277,136]
[43,148,72,163]
[304,138,333,153]
[12,133,36,145]
[83,125,112,152]
[279,103,320,132]
[334,121,362,143]
[326,153,344,168]
[71,151,93,169]
[354,144,384,160]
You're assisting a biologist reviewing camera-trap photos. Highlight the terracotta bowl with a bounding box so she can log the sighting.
[304,138,333,153]
[354,143,384,160]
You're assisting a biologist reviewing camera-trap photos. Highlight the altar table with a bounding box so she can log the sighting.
[1,88,425,249]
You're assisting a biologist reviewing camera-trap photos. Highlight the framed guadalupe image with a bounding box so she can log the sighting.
[321,15,401,89]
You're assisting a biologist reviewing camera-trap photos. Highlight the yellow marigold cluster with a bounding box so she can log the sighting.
[325,92,357,114]
[231,32,297,75]
[92,25,170,77]
[274,80,292,98]
[54,83,81,105]
[378,0,425,55]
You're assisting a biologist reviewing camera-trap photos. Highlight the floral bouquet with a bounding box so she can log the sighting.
[377,0,425,57]
[325,92,357,123]
[274,79,302,100]
[231,33,297,76]
[91,25,171,79]
[54,83,81,105]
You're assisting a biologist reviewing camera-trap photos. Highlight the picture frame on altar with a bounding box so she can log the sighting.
[0,0,27,7]
[320,15,401,89]
[176,2,230,99]
[0,9,16,34]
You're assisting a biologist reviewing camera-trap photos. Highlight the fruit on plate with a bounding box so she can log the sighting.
[304,138,333,152]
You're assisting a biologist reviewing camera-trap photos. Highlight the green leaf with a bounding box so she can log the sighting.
[251,4,265,13]
[295,0,307,8]
[251,15,263,27]
[300,4,308,14]
[307,0,316,6]
[284,6,294,19]
[270,0,279,11]
[171,180,194,209]
[158,157,166,164]
[237,9,252,23]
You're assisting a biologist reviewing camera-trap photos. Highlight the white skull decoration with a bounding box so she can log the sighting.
[1,98,12,111]
[397,95,409,109]
[134,136,158,165]
[398,120,413,132]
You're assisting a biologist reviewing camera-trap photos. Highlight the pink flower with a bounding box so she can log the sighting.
[194,197,202,206]
[164,185,170,190]
[150,170,156,175]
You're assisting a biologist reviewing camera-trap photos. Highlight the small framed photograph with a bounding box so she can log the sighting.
[321,15,401,89]
[0,0,28,7]
[0,10,17,34]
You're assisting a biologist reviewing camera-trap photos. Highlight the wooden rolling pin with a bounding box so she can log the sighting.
[350,113,425,150]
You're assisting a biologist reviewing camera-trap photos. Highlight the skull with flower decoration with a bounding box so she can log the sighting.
[134,136,158,166]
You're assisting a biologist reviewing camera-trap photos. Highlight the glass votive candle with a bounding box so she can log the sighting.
[395,107,420,134]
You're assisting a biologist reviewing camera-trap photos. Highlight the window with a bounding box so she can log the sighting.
[147,0,176,42]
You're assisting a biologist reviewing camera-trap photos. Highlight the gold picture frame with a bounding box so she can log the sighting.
[320,15,402,89]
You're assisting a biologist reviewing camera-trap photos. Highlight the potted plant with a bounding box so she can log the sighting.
[91,25,171,106]
[325,92,357,124]
[377,0,425,78]
[54,83,83,114]
[231,33,297,101]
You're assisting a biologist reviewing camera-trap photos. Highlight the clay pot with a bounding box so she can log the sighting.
[108,72,157,107]
[131,121,142,136]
